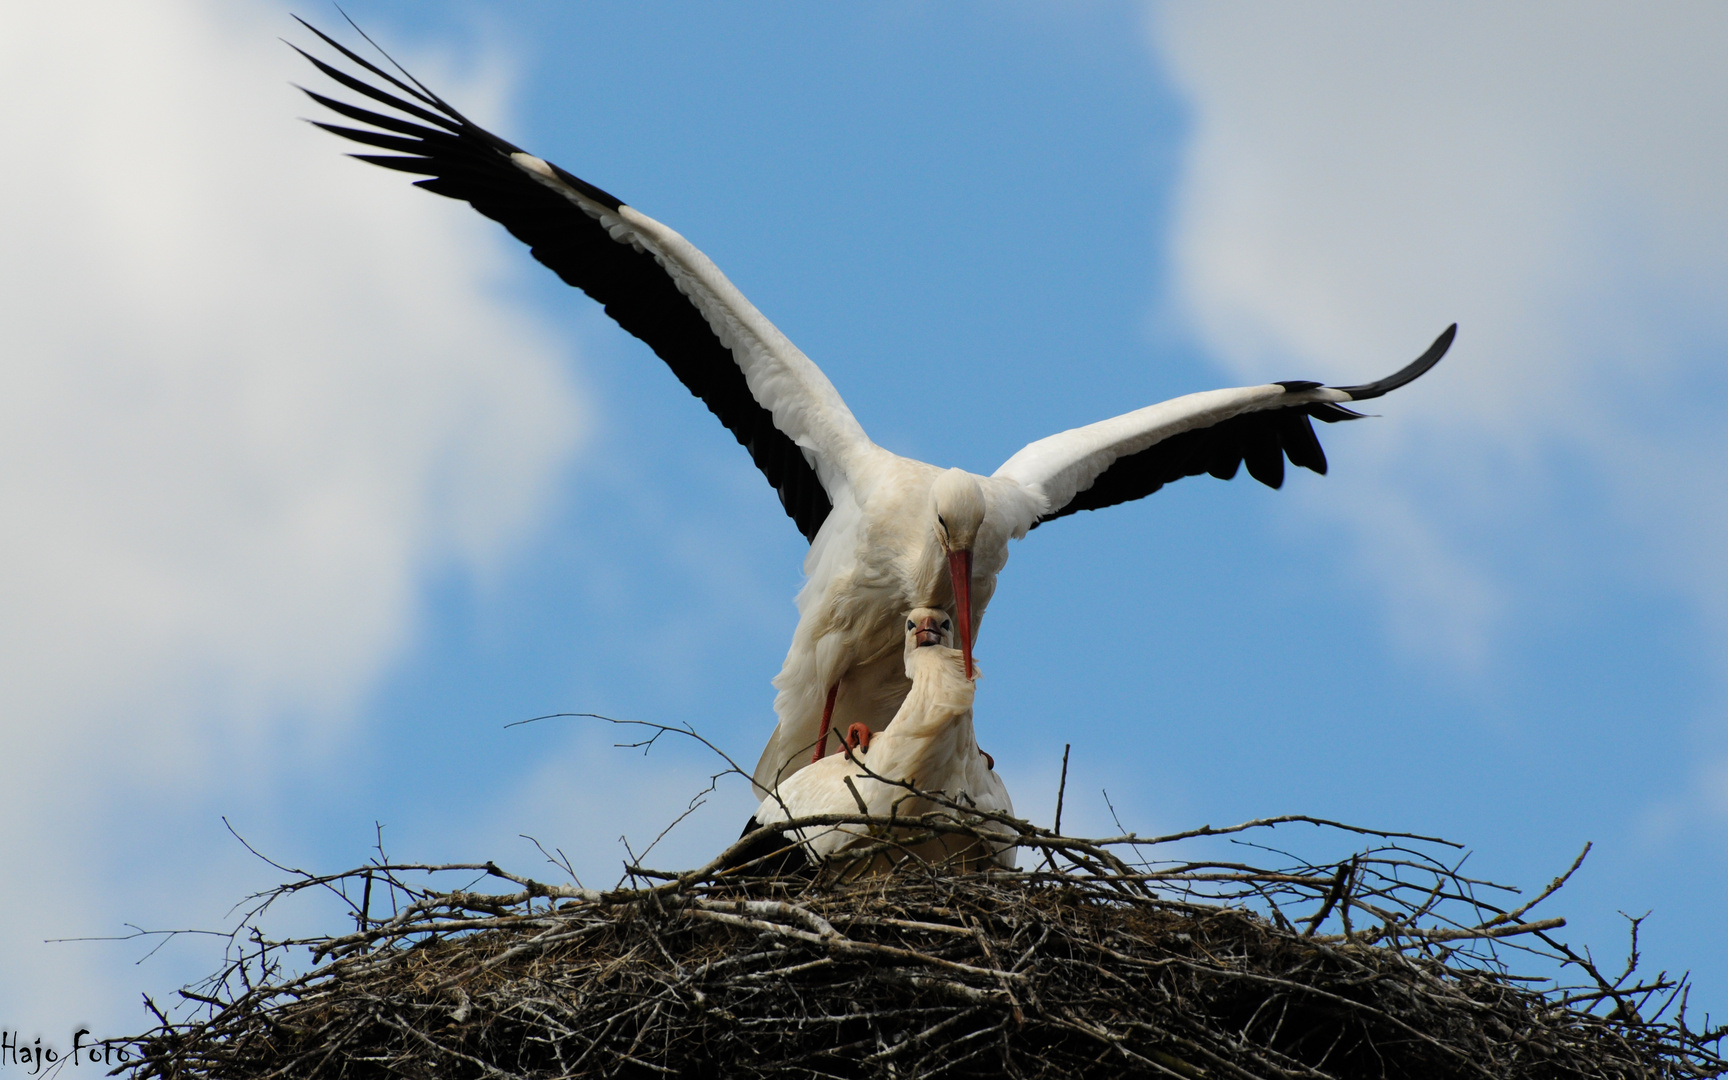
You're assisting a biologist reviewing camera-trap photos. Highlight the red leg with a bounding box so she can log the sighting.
[979,748,994,770]
[810,683,839,763]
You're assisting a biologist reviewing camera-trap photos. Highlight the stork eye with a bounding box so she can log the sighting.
[907,619,916,630]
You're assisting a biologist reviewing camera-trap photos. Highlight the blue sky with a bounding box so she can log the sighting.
[2,0,1725,1043]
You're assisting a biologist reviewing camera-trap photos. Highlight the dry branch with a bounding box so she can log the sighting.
[113,811,1725,1080]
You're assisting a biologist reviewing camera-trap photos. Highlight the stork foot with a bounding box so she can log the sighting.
[979,748,994,770]
[844,723,872,757]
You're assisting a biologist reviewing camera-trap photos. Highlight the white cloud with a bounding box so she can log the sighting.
[1149,4,1728,668]
[0,0,580,1035]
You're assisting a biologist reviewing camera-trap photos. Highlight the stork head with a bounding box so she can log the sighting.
[930,469,984,679]
[903,606,954,650]
[931,468,985,552]
[902,606,957,678]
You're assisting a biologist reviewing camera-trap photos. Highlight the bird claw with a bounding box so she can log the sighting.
[844,723,872,755]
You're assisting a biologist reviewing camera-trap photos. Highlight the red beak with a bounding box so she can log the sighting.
[947,548,974,679]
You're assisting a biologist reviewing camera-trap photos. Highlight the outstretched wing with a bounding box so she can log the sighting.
[292,21,875,542]
[995,326,1455,525]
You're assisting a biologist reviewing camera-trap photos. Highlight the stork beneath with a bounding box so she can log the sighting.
[294,24,1456,796]
[735,607,1016,877]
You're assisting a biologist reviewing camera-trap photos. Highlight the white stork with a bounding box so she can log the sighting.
[295,25,1455,796]
[737,607,1016,876]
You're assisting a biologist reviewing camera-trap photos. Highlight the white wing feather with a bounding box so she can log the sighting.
[992,383,1346,518]
[512,153,877,493]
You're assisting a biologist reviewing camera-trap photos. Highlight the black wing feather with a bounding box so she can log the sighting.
[1036,407,1332,525]
[310,122,445,156]
[720,817,813,877]
[294,26,833,542]
[1206,446,1241,481]
[301,89,444,139]
[1035,325,1454,526]
[290,46,465,134]
[1278,408,1328,474]
[1241,422,1285,488]
[351,154,442,177]
[1337,323,1456,400]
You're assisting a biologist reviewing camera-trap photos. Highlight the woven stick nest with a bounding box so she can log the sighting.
[118,792,1725,1080]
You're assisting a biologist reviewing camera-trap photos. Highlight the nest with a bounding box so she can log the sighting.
[118,803,1725,1080]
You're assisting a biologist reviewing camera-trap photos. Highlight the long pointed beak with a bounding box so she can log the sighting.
[947,548,975,679]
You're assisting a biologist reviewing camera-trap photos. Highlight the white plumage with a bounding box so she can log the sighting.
[297,27,1455,802]
[752,607,1016,874]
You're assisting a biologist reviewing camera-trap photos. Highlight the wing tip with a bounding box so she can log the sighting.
[294,14,838,551]
[1336,322,1457,402]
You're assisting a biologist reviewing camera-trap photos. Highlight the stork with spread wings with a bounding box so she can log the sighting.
[293,21,1454,796]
